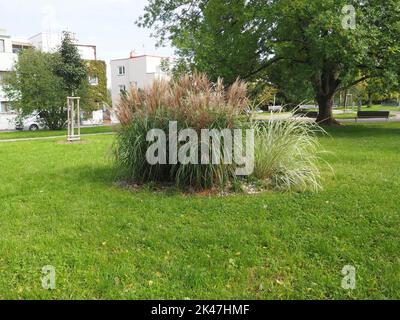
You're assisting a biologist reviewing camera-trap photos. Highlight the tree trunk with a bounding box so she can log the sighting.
[367,92,372,108]
[313,70,341,126]
[316,93,340,125]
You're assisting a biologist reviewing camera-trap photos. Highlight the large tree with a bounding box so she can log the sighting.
[138,0,400,125]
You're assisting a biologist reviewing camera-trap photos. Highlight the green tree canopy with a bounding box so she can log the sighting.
[3,49,68,130]
[55,31,87,96]
[139,0,400,125]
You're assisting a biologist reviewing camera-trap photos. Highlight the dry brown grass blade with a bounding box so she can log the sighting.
[116,73,249,128]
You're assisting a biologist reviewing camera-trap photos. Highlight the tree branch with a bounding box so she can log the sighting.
[337,75,376,92]
[242,57,284,80]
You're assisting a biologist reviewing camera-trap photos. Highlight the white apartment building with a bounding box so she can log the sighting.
[110,53,171,119]
[29,32,97,60]
[0,29,99,130]
[0,30,32,111]
[0,29,34,129]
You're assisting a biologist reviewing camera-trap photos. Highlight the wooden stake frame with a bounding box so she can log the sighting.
[67,97,81,142]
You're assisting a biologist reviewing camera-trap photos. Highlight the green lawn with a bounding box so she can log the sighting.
[0,125,119,140]
[334,105,399,120]
[0,123,399,299]
[251,106,399,121]
[333,113,395,120]
[334,105,400,112]
[297,105,399,120]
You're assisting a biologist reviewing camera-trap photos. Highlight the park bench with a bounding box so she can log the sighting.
[356,111,390,122]
[294,110,318,118]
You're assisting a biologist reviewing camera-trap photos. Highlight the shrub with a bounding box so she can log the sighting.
[252,116,325,192]
[114,73,248,189]
[115,74,326,192]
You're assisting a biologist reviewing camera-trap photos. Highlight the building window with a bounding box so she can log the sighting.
[0,71,8,84]
[0,101,10,113]
[118,66,125,76]
[0,39,5,52]
[88,76,99,86]
[119,85,126,93]
[12,44,30,54]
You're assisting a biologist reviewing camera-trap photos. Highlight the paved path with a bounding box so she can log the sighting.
[260,111,400,123]
[340,111,400,123]
[0,132,116,143]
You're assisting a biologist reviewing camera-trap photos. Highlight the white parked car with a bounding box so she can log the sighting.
[15,113,44,131]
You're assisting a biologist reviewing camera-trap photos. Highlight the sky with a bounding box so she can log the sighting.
[0,0,174,87]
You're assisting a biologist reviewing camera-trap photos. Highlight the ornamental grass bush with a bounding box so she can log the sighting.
[114,73,248,189]
[252,116,326,192]
[114,73,325,192]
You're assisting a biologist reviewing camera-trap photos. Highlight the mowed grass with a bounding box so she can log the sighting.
[0,123,399,299]
[0,125,119,140]
[335,105,400,112]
